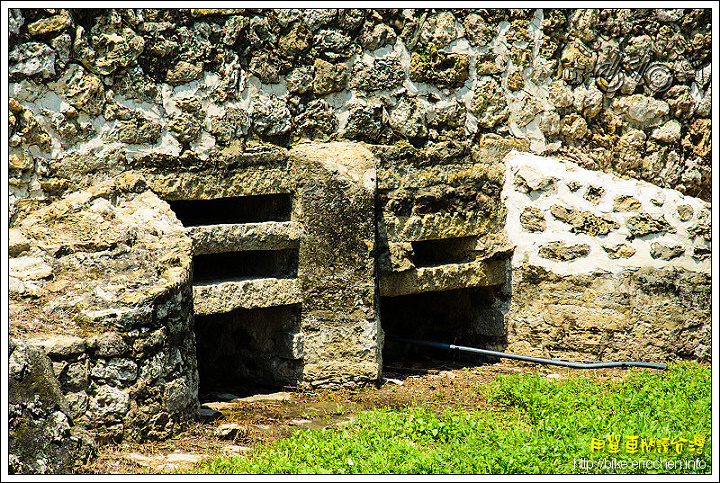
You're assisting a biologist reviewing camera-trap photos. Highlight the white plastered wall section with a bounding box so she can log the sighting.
[501,151,711,276]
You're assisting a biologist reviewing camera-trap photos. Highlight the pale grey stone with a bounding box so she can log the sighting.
[90,358,138,382]
[9,42,56,78]
[90,385,130,417]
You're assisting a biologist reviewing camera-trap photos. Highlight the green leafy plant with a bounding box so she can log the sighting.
[191,362,711,475]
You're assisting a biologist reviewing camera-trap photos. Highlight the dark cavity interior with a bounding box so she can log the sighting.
[410,236,477,267]
[194,304,302,398]
[166,193,292,227]
[380,286,507,367]
[192,249,298,284]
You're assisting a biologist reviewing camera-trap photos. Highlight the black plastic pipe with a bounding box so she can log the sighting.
[387,337,669,370]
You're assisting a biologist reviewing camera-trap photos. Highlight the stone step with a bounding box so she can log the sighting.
[188,221,302,255]
[378,258,508,297]
[193,277,301,315]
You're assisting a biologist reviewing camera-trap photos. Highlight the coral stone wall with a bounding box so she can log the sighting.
[8,176,199,443]
[502,152,711,363]
[8,7,711,219]
[6,8,713,457]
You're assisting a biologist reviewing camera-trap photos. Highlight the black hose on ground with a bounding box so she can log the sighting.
[386,337,669,370]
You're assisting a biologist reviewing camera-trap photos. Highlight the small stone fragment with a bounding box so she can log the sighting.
[520,206,546,232]
[650,242,685,261]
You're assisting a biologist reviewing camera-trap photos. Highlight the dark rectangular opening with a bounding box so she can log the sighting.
[194,304,302,398]
[380,286,507,368]
[166,193,292,227]
[410,236,476,267]
[193,249,298,284]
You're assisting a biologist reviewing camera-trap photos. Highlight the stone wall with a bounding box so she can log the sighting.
[9,339,97,474]
[502,152,711,362]
[9,176,199,443]
[8,7,711,219]
[5,7,713,453]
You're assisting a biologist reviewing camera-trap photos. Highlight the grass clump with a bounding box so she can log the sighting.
[194,362,711,475]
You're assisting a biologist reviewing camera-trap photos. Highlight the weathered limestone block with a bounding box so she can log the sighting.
[612,94,670,126]
[473,232,514,261]
[9,339,97,474]
[189,221,302,255]
[349,55,405,92]
[549,204,619,236]
[538,241,591,261]
[520,206,546,232]
[650,242,685,260]
[470,77,508,128]
[290,142,381,388]
[382,211,502,243]
[193,278,302,315]
[513,163,558,194]
[313,59,348,95]
[613,195,643,212]
[9,42,56,78]
[409,50,470,89]
[419,11,458,48]
[379,259,507,297]
[602,243,637,259]
[389,98,428,139]
[676,204,694,221]
[625,213,673,238]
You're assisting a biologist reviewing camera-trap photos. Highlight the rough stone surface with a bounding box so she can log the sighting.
[189,221,302,255]
[9,42,56,78]
[650,242,685,261]
[194,278,301,315]
[470,77,508,128]
[409,50,469,89]
[549,205,619,236]
[505,265,711,362]
[290,142,382,388]
[6,10,713,465]
[626,213,673,238]
[9,339,97,474]
[9,175,198,444]
[350,55,405,92]
[380,259,507,297]
[602,243,637,259]
[520,206,546,232]
[538,241,591,261]
[313,59,348,95]
[389,98,427,139]
[7,7,711,216]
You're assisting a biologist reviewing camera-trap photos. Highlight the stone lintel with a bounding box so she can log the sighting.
[382,211,502,243]
[145,168,292,201]
[379,258,508,297]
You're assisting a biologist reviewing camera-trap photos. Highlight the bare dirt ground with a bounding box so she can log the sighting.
[77,357,656,475]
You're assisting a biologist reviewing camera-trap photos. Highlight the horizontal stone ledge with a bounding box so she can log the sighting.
[377,163,502,190]
[379,258,508,297]
[188,221,302,255]
[382,211,503,243]
[145,168,293,201]
[193,277,301,315]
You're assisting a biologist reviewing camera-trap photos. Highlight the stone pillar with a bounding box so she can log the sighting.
[290,142,382,388]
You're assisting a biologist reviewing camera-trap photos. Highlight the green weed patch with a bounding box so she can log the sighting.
[194,362,711,475]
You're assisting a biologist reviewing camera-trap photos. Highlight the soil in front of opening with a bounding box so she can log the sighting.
[78,359,667,475]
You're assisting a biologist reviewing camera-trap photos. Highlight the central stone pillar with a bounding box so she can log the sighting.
[290,142,382,388]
